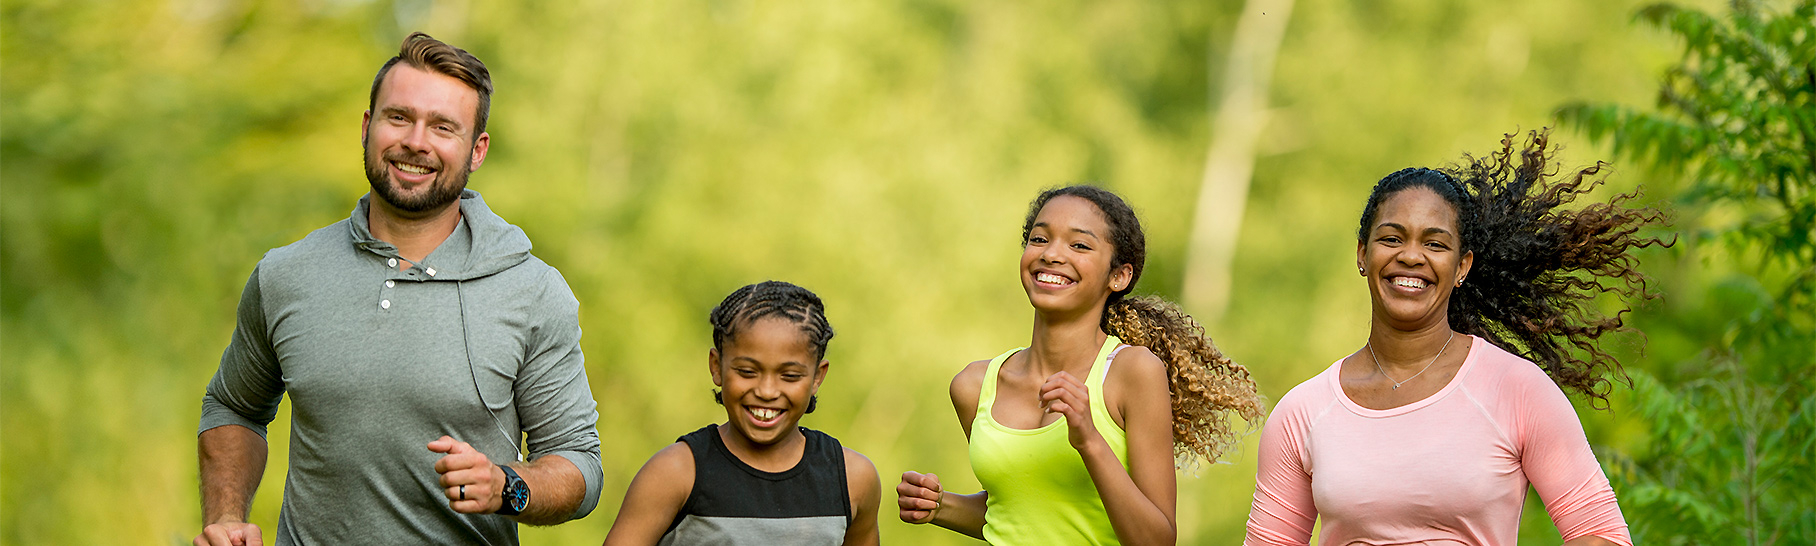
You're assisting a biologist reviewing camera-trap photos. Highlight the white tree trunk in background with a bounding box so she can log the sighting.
[1183,0,1294,324]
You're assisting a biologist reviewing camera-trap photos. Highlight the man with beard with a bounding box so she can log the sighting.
[194,33,602,546]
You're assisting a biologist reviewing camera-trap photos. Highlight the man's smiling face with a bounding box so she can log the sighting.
[361,63,489,214]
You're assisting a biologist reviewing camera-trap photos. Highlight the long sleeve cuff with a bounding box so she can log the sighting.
[544,449,604,520]
[199,392,271,439]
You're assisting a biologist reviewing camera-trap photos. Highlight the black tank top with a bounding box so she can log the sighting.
[658,424,851,546]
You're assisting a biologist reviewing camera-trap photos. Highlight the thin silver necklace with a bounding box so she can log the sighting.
[1367,331,1456,390]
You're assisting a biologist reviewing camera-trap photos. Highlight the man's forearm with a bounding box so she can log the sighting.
[509,454,585,525]
[198,425,267,524]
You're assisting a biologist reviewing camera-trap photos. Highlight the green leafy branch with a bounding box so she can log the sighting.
[1558,1,1815,316]
[1556,2,1816,544]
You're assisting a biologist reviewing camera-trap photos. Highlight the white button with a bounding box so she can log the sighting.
[385,280,395,288]
[380,299,391,309]
[387,258,398,267]
[426,268,437,277]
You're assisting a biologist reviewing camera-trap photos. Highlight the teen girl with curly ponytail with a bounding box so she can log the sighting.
[898,185,1263,545]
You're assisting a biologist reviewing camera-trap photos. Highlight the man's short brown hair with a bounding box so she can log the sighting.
[367,32,493,140]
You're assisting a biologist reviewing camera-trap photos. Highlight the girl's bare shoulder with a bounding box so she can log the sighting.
[1107,345,1167,389]
[951,358,992,399]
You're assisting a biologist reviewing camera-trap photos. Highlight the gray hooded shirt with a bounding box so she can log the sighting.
[201,190,602,545]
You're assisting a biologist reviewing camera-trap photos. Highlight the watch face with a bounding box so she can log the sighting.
[505,479,530,512]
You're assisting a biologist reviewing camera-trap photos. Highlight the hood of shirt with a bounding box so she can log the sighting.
[346,189,532,281]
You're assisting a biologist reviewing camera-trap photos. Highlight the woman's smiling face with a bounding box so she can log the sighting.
[1358,186,1474,331]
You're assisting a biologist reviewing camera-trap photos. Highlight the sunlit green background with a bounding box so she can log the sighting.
[5,0,1808,544]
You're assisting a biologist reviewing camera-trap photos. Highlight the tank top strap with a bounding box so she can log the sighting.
[976,347,1025,415]
[1087,336,1127,390]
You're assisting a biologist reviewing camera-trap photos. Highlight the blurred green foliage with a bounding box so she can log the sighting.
[2,0,1781,544]
[1558,1,1816,543]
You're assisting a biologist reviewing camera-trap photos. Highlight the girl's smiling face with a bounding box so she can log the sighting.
[1358,186,1474,331]
[1021,195,1133,315]
[710,316,828,448]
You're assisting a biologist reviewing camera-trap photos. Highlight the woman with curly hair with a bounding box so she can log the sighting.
[898,185,1263,545]
[1245,130,1668,546]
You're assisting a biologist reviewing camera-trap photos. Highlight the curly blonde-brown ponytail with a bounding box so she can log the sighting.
[1105,297,1262,464]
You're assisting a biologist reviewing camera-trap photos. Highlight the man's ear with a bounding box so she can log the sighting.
[467,132,490,172]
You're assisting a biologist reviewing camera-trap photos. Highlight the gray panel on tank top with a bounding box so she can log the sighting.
[658,515,847,546]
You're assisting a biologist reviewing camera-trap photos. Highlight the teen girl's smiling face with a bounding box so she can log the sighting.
[1358,186,1474,331]
[1021,195,1134,314]
[709,317,829,448]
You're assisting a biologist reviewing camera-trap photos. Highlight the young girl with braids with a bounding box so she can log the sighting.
[1245,131,1668,546]
[603,281,881,546]
[897,185,1263,545]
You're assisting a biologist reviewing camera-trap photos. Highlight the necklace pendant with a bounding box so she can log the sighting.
[1391,383,1399,390]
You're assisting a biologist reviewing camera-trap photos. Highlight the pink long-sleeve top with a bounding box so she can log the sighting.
[1245,335,1630,546]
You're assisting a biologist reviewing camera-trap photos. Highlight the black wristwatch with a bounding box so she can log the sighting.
[496,465,530,516]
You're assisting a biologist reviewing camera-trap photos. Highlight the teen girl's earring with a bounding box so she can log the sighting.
[1359,267,1366,276]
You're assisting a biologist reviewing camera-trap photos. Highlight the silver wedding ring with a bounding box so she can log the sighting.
[459,485,466,500]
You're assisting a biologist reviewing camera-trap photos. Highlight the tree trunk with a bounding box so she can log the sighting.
[1182,0,1294,323]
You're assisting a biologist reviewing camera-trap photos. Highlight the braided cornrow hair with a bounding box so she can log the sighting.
[1356,129,1673,408]
[708,280,836,413]
[1022,186,1264,464]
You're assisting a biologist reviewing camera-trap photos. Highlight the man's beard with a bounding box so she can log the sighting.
[363,144,471,214]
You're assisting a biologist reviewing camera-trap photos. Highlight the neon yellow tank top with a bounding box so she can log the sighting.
[969,336,1130,545]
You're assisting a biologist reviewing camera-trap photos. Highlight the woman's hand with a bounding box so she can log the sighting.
[896,471,943,524]
[1041,371,1104,451]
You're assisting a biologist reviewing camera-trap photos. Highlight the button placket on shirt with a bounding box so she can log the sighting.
[377,253,439,311]
[378,254,405,311]
[379,275,397,311]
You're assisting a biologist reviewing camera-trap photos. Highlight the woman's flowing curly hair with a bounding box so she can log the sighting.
[1023,186,1264,464]
[1357,129,1674,408]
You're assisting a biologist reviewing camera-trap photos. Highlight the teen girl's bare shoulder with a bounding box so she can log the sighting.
[1104,345,1168,428]
[950,359,992,411]
[949,359,993,436]
[1106,345,1167,388]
